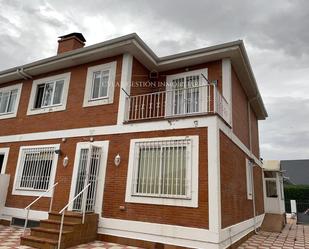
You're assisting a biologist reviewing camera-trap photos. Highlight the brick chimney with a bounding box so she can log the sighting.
[57,32,86,54]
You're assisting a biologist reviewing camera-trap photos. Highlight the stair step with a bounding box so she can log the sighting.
[31,227,72,241]
[40,219,79,231]
[48,211,83,223]
[21,235,58,249]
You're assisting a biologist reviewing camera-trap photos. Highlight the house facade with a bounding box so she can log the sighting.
[0,33,267,249]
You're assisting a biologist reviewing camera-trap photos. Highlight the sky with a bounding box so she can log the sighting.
[0,0,308,160]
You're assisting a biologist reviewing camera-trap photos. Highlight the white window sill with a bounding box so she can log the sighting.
[0,112,17,120]
[27,104,66,116]
[83,97,113,107]
[125,194,198,208]
[12,188,53,197]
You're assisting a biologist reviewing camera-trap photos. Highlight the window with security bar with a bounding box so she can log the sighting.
[16,146,57,191]
[132,138,191,199]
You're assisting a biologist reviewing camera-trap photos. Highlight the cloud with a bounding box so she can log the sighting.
[0,0,308,160]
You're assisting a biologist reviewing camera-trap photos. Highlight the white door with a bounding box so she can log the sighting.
[72,145,102,212]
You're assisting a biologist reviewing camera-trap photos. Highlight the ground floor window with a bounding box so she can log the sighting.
[125,136,199,207]
[13,144,59,195]
[265,179,278,198]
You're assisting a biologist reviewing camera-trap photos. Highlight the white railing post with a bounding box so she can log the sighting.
[23,208,30,234]
[57,212,65,249]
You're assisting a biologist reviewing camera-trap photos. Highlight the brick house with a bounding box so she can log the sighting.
[0,33,267,249]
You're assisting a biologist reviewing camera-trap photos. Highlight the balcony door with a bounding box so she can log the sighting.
[166,69,208,117]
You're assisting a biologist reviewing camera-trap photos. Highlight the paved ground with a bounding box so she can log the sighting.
[0,225,142,249]
[0,219,308,248]
[238,218,309,249]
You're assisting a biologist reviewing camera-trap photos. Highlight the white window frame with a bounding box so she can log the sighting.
[27,73,71,115]
[0,147,10,174]
[125,135,199,207]
[83,61,117,107]
[165,68,208,117]
[246,158,253,200]
[12,144,60,197]
[0,83,22,120]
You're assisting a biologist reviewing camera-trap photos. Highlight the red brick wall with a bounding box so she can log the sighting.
[57,38,84,54]
[1,127,209,229]
[220,131,264,228]
[0,55,123,136]
[231,67,250,148]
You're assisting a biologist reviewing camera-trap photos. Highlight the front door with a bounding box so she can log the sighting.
[72,145,102,212]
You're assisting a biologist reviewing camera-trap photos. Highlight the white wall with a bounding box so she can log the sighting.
[0,174,10,217]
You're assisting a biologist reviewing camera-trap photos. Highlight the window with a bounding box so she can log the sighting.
[27,73,70,115]
[83,62,117,107]
[166,69,208,116]
[13,144,59,196]
[0,84,22,119]
[0,148,9,174]
[246,158,253,200]
[264,171,278,198]
[125,136,199,207]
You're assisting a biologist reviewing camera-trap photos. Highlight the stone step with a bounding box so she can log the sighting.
[40,219,79,231]
[31,227,72,241]
[48,211,83,224]
[21,235,58,249]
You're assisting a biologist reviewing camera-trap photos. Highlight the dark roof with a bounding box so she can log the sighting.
[58,33,86,42]
[281,160,309,185]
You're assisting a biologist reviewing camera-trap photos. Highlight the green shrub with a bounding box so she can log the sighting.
[284,184,309,201]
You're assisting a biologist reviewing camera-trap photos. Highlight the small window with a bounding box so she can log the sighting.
[0,84,22,119]
[125,136,199,207]
[27,73,70,116]
[246,158,253,200]
[83,62,117,107]
[266,179,278,198]
[13,145,59,196]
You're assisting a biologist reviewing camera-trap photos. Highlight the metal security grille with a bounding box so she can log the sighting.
[132,139,191,198]
[17,146,56,191]
[73,145,102,212]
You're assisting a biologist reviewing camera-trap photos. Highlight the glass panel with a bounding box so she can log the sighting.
[7,89,18,113]
[91,71,101,99]
[0,92,9,113]
[186,75,199,113]
[172,78,185,115]
[99,70,109,98]
[42,82,54,107]
[53,80,64,105]
[266,180,278,198]
[136,147,161,195]
[162,146,186,196]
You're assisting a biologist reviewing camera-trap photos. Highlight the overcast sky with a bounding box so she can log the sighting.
[0,0,308,160]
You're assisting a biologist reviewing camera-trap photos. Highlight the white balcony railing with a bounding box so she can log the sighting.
[125,84,231,124]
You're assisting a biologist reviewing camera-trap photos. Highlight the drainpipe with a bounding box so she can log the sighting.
[17,68,32,79]
[250,158,260,234]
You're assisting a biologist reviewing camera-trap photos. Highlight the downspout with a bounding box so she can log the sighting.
[17,68,32,79]
[250,159,259,234]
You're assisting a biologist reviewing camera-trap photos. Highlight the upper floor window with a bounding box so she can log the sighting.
[27,73,71,116]
[83,61,117,107]
[0,83,22,120]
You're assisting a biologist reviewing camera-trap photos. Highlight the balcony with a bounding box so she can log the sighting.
[124,84,231,124]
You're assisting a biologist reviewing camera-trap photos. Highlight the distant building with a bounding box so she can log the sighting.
[281,160,309,185]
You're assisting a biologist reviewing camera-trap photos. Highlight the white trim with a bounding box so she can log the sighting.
[27,72,71,115]
[125,136,199,207]
[83,62,117,107]
[0,116,215,143]
[117,54,133,124]
[0,83,22,120]
[0,147,10,174]
[12,144,60,197]
[222,58,232,126]
[68,141,109,214]
[98,217,219,249]
[219,214,264,248]
[246,158,253,200]
[208,117,221,232]
[0,206,48,222]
